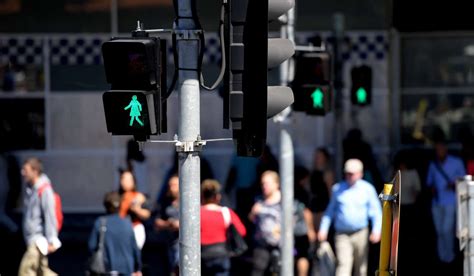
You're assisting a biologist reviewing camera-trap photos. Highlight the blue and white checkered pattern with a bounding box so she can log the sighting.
[295,31,389,61]
[0,32,389,67]
[50,36,107,66]
[0,37,43,66]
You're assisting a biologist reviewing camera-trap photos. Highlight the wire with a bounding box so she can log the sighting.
[199,2,226,91]
[163,29,179,100]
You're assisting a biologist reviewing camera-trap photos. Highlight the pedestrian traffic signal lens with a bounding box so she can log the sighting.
[351,65,372,106]
[305,85,331,116]
[311,88,324,108]
[103,91,157,135]
[356,87,367,104]
[124,95,145,127]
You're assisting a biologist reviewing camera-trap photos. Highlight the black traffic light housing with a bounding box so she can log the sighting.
[102,35,167,140]
[225,0,294,157]
[292,51,332,115]
[351,65,372,106]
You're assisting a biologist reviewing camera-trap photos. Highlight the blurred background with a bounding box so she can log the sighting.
[1,0,474,275]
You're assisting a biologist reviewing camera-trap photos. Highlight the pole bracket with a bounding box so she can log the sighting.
[175,135,206,153]
[174,29,203,40]
[379,193,398,202]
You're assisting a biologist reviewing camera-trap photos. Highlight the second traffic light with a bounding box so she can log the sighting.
[351,65,372,106]
[226,0,295,157]
[292,51,332,116]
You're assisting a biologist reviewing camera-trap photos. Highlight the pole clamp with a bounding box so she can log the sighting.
[175,135,206,153]
[379,193,398,202]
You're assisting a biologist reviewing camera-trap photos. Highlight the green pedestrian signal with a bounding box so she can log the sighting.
[124,95,144,127]
[311,88,324,109]
[305,85,331,116]
[356,87,367,104]
[351,65,372,106]
[103,90,157,136]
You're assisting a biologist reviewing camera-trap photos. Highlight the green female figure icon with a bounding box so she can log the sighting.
[124,95,144,126]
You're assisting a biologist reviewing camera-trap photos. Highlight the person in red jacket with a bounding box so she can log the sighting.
[201,179,246,276]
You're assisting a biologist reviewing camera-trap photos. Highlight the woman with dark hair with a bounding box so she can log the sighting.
[201,179,246,276]
[88,191,142,275]
[126,139,148,194]
[118,170,151,250]
[155,174,180,275]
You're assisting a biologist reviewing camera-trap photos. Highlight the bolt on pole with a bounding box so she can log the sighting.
[174,0,202,275]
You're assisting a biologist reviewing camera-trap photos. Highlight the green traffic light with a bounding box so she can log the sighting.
[311,88,324,109]
[356,87,367,104]
[124,95,144,127]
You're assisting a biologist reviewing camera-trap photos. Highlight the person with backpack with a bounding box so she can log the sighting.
[19,157,62,276]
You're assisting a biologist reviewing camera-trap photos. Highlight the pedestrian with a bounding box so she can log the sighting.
[294,166,317,276]
[318,159,382,276]
[343,128,383,191]
[309,147,334,231]
[118,169,151,250]
[88,191,142,275]
[126,139,148,194]
[201,179,247,276]
[248,171,282,276]
[224,153,260,227]
[154,174,180,275]
[426,137,465,266]
[18,157,61,276]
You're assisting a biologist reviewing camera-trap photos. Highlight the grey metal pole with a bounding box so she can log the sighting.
[174,0,201,275]
[332,13,345,179]
[280,128,294,276]
[110,0,118,36]
[279,6,295,276]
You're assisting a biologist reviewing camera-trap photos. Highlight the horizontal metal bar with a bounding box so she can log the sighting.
[295,45,326,52]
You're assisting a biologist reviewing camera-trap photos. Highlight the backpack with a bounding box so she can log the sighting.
[38,183,64,232]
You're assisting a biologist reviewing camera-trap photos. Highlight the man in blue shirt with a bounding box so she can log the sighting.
[318,159,382,276]
[426,139,465,264]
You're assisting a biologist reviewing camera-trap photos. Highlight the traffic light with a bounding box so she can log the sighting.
[226,0,295,157]
[292,51,332,115]
[305,85,331,116]
[101,36,167,140]
[351,65,372,106]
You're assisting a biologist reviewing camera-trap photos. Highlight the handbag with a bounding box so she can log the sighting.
[222,207,248,257]
[88,216,107,274]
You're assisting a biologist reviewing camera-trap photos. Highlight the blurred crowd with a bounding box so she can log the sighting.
[0,127,472,275]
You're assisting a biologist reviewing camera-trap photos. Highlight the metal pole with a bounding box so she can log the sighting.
[279,6,295,276]
[110,0,118,36]
[280,128,294,276]
[377,183,394,276]
[175,0,201,274]
[332,13,345,179]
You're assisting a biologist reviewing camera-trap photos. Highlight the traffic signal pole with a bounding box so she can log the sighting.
[277,6,295,276]
[174,0,202,274]
[332,13,345,179]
